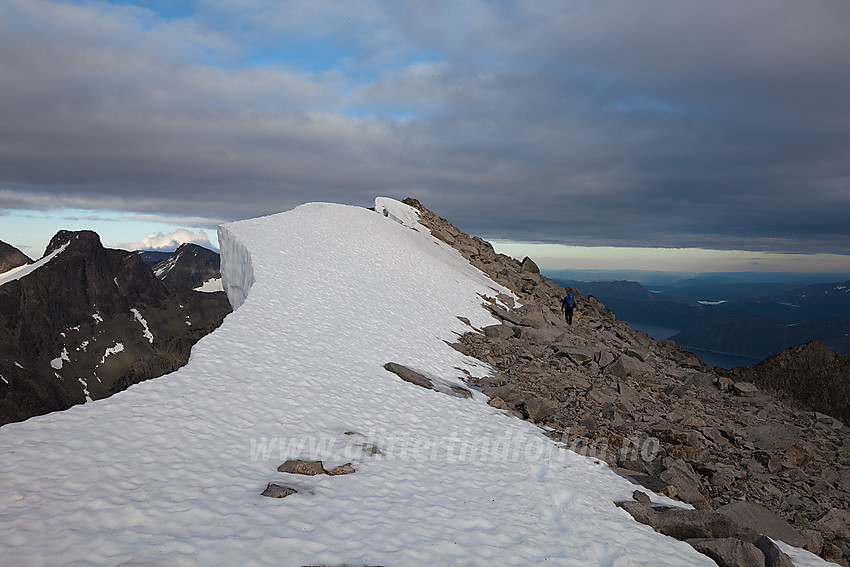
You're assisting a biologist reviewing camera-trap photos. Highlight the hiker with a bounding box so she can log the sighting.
[561,292,575,325]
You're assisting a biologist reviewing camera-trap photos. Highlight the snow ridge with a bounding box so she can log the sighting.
[0,199,734,566]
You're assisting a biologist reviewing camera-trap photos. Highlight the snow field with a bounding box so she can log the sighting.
[0,199,765,565]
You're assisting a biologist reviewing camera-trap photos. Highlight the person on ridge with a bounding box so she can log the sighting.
[561,292,575,326]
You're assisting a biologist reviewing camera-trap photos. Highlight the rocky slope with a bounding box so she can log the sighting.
[152,242,221,289]
[730,341,850,426]
[404,198,850,566]
[0,230,231,426]
[0,239,32,273]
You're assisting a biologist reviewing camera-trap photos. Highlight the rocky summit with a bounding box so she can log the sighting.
[404,198,850,566]
[0,230,231,426]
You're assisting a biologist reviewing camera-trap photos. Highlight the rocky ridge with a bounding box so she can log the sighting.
[730,341,850,426]
[403,198,850,566]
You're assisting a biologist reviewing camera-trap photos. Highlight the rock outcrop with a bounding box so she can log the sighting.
[0,230,231,426]
[729,341,850,426]
[403,198,850,565]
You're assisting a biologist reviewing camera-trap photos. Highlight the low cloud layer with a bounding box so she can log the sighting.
[123,229,213,252]
[1,0,848,255]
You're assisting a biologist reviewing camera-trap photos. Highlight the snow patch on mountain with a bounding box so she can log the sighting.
[50,347,70,370]
[97,342,124,364]
[194,277,224,292]
[131,308,154,344]
[152,253,179,278]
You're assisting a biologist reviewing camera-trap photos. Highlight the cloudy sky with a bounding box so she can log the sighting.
[1,0,849,274]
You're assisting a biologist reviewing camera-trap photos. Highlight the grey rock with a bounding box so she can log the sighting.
[716,501,813,551]
[607,354,652,379]
[450,385,473,398]
[261,483,297,498]
[483,324,515,339]
[686,372,717,389]
[816,507,850,539]
[742,424,802,451]
[616,380,640,412]
[754,535,795,567]
[560,346,593,364]
[524,397,559,423]
[520,256,540,274]
[278,459,327,476]
[482,383,528,406]
[732,381,759,397]
[686,538,765,567]
[327,463,356,476]
[633,490,651,503]
[658,459,711,509]
[597,349,616,368]
[616,501,759,541]
[383,362,434,390]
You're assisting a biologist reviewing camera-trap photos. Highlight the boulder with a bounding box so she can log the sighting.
[754,535,795,567]
[658,459,711,509]
[483,324,515,340]
[686,538,765,567]
[616,501,759,541]
[742,424,802,452]
[716,501,816,551]
[482,383,528,406]
[524,397,559,423]
[383,362,434,391]
[327,463,356,476]
[261,484,297,498]
[607,354,652,379]
[278,459,327,476]
[557,346,597,365]
[732,381,759,397]
[520,256,540,274]
[816,507,850,539]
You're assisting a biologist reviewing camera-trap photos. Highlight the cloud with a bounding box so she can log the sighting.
[1,0,849,255]
[122,229,213,252]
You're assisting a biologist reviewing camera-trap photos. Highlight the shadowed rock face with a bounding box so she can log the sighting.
[0,240,32,273]
[729,340,850,425]
[403,197,850,565]
[0,230,231,426]
[153,243,221,290]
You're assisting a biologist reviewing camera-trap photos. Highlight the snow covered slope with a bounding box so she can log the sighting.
[0,199,731,565]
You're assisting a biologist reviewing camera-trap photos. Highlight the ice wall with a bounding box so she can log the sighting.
[374,196,420,229]
[217,223,255,310]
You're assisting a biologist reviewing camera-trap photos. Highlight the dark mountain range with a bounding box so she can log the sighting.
[152,243,221,290]
[559,278,850,362]
[0,230,231,426]
[136,250,172,267]
[0,240,32,273]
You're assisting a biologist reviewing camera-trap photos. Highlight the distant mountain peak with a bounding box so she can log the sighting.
[0,240,32,274]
